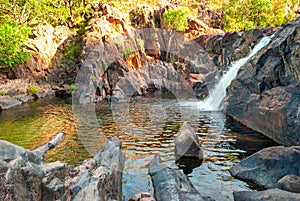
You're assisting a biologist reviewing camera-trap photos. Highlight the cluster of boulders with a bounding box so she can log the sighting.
[230,146,300,200]
[0,123,299,200]
[0,135,125,201]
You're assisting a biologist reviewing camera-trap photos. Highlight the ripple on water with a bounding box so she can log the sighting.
[0,94,277,200]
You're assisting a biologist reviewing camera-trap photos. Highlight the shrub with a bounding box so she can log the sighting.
[162,7,191,32]
[28,86,40,94]
[122,48,136,60]
[0,21,31,68]
[0,89,6,96]
[68,85,77,94]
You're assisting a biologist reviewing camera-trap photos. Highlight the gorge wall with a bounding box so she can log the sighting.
[1,2,299,147]
[219,19,300,146]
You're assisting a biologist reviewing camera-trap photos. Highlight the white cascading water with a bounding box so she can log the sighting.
[196,35,273,111]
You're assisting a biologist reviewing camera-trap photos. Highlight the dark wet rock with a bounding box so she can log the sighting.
[233,189,300,201]
[206,27,275,68]
[229,146,300,189]
[149,154,214,201]
[223,18,300,146]
[276,174,300,193]
[128,192,155,201]
[0,96,22,110]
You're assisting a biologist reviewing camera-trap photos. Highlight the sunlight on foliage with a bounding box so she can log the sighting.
[163,7,192,32]
[0,20,31,68]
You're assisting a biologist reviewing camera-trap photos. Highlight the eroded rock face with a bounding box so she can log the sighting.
[223,18,300,146]
[233,189,300,201]
[75,3,220,104]
[229,146,300,189]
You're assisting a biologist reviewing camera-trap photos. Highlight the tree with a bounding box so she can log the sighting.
[223,0,299,31]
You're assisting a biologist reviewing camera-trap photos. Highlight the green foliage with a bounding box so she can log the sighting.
[28,86,40,94]
[68,85,77,94]
[0,21,31,68]
[0,89,6,96]
[103,62,109,71]
[162,7,192,32]
[0,0,93,27]
[223,0,299,31]
[122,48,136,60]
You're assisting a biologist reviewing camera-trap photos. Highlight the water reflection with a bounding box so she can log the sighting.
[0,95,277,201]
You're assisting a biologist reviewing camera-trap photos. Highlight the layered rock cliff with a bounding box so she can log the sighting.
[220,19,300,146]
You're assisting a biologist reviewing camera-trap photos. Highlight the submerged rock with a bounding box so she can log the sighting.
[33,132,65,159]
[149,154,214,201]
[233,189,300,201]
[229,146,300,189]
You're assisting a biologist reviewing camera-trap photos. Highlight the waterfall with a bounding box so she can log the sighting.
[196,35,273,111]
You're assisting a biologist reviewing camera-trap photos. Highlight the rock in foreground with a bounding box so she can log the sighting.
[233,189,300,201]
[229,146,300,189]
[149,154,214,201]
[276,174,300,193]
[0,136,125,201]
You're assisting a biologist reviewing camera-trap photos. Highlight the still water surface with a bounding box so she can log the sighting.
[0,93,276,200]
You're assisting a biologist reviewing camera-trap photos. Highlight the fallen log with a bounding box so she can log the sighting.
[32,132,65,159]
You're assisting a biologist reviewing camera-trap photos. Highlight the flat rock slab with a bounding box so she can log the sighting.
[229,146,300,189]
[233,189,300,201]
[0,96,22,110]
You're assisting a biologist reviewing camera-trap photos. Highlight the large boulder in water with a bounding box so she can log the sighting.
[223,18,300,146]
[174,122,203,174]
[175,122,203,160]
[229,146,300,189]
